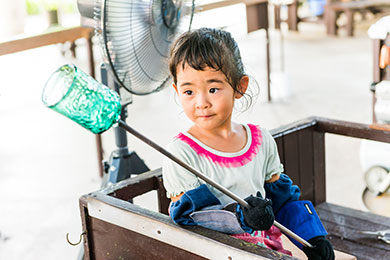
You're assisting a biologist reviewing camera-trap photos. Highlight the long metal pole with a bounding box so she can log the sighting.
[118,120,313,248]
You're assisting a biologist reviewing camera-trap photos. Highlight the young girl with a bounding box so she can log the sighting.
[162,27,334,259]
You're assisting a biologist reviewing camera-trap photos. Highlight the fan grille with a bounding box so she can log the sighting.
[94,0,194,95]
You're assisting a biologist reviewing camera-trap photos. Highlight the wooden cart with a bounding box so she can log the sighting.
[79,117,390,259]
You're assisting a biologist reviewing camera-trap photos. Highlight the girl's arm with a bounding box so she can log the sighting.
[170,184,274,234]
[170,192,183,202]
[168,184,221,225]
[265,173,280,183]
[265,174,331,255]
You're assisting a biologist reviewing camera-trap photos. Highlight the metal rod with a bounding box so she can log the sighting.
[273,221,312,248]
[118,119,313,248]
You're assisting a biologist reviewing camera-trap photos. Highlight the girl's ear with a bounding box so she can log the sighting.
[235,76,249,99]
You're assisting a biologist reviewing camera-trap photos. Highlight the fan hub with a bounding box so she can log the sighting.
[162,0,181,28]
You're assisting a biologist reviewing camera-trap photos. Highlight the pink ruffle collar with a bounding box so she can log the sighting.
[175,124,262,168]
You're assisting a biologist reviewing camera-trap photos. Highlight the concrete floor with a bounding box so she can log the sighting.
[0,6,388,260]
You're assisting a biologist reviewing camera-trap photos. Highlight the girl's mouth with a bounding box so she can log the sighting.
[198,114,214,119]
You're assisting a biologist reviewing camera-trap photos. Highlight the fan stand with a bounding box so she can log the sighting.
[100,65,149,186]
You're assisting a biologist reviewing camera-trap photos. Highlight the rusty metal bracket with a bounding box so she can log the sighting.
[66,231,86,246]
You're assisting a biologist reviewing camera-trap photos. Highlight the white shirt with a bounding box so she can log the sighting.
[162,124,284,206]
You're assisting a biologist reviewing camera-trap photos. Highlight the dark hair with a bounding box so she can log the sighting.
[169,28,250,99]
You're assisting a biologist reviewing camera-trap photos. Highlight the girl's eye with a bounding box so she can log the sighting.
[209,88,219,93]
[184,90,193,95]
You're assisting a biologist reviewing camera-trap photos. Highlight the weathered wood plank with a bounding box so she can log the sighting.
[317,203,390,260]
[90,217,208,260]
[316,117,390,143]
[298,129,314,201]
[86,195,299,260]
[198,0,267,12]
[79,198,93,260]
[274,136,285,166]
[107,169,162,201]
[318,203,388,220]
[157,176,170,215]
[185,226,298,259]
[0,27,93,56]
[312,131,326,205]
[326,0,390,10]
[282,132,300,186]
[325,236,387,260]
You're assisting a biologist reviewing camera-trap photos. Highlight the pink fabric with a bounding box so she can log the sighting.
[231,226,292,256]
[176,124,263,168]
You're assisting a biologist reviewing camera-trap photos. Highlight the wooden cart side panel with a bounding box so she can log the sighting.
[281,131,301,188]
[157,176,170,215]
[110,175,157,201]
[79,196,94,260]
[89,217,207,260]
[109,174,160,201]
[274,135,285,164]
[312,132,326,205]
[86,196,298,260]
[272,123,324,204]
[297,129,315,201]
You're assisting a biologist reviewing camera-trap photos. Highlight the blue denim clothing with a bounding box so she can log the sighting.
[264,174,328,248]
[170,177,328,242]
[189,205,246,234]
[169,184,247,234]
[276,200,328,249]
[264,173,301,214]
[170,184,221,225]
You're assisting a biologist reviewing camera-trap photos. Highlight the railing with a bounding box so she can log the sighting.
[0,26,104,177]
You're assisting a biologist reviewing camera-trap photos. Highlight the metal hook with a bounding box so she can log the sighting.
[66,231,86,246]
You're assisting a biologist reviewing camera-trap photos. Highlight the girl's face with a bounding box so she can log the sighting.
[173,63,247,132]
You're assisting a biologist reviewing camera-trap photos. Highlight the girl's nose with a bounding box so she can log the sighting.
[195,94,210,109]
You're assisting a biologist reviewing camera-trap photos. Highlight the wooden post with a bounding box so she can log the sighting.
[287,0,298,31]
[274,4,281,29]
[345,9,354,37]
[325,6,338,35]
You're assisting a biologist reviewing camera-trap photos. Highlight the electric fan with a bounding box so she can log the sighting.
[78,0,194,95]
[76,0,195,183]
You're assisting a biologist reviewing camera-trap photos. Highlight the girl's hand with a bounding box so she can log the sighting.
[242,192,274,231]
[302,236,335,260]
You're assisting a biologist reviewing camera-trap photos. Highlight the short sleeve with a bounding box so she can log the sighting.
[162,139,202,198]
[262,128,284,181]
